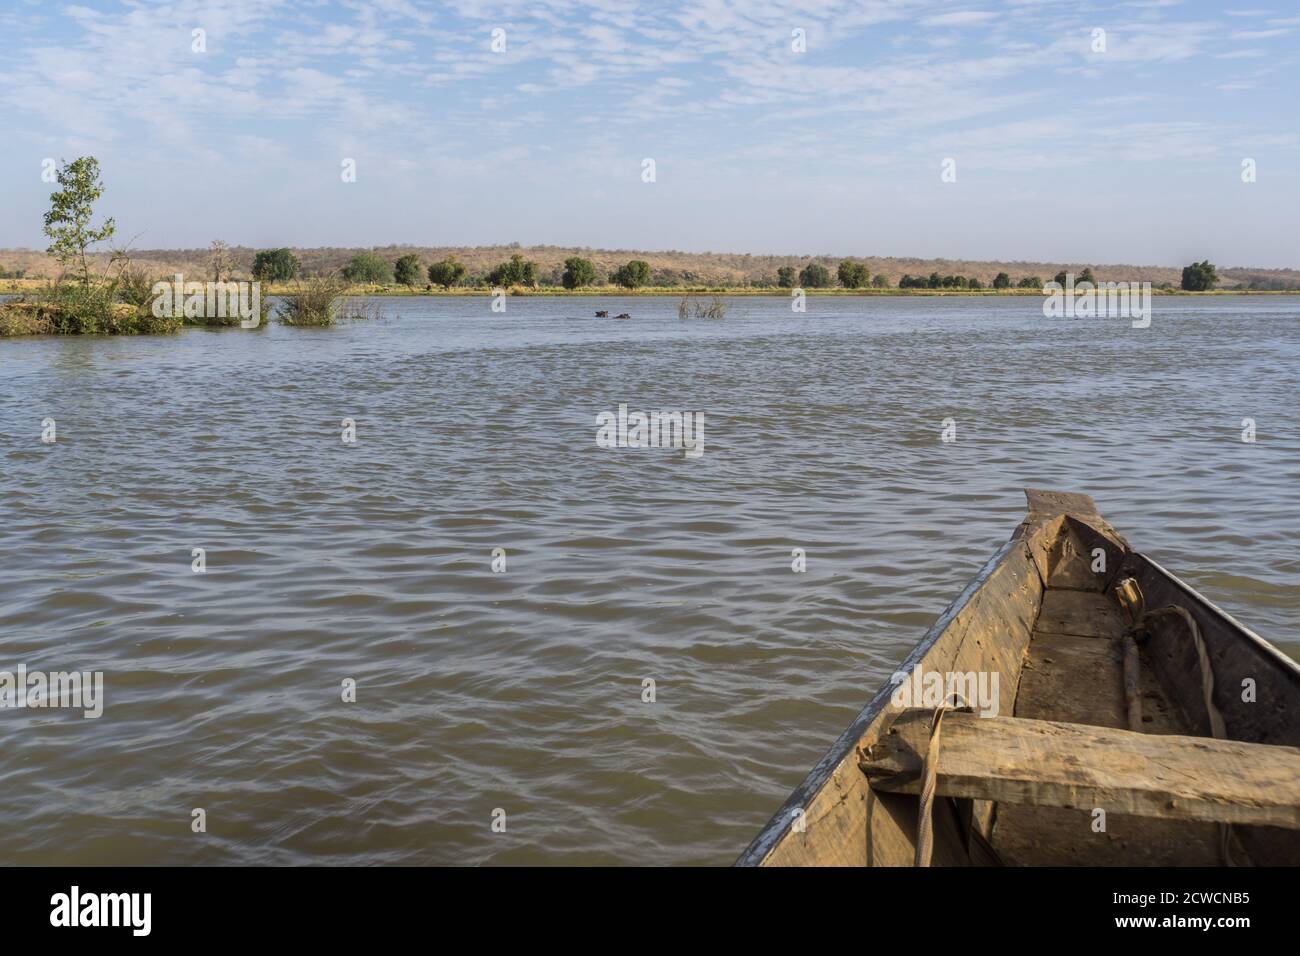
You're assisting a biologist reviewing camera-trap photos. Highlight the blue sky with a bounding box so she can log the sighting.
[1,0,1297,266]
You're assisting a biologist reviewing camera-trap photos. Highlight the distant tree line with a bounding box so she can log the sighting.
[238,249,1229,293]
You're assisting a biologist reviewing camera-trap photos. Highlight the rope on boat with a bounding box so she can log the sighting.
[1113,577,1233,864]
[914,692,971,868]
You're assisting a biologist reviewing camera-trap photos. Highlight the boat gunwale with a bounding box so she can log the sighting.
[734,534,1029,867]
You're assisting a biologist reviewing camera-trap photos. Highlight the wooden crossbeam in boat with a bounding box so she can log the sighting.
[860,709,1300,830]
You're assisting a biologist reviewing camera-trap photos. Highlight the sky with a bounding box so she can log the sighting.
[0,0,1297,267]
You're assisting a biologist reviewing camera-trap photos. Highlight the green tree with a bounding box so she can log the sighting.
[1017,276,1043,289]
[837,260,869,288]
[487,254,538,287]
[394,254,423,286]
[427,257,467,288]
[1053,270,1069,286]
[799,263,832,288]
[1181,260,1217,291]
[776,266,797,288]
[1079,267,1096,284]
[871,273,890,288]
[252,248,300,281]
[610,259,651,289]
[993,272,1010,289]
[562,256,597,289]
[43,157,116,287]
[969,277,984,290]
[342,251,394,284]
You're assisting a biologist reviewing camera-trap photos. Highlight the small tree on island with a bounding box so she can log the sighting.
[1017,276,1042,289]
[776,266,797,288]
[252,248,300,281]
[562,256,597,289]
[43,156,116,287]
[610,259,651,289]
[837,260,869,289]
[1181,260,1217,291]
[871,273,890,288]
[799,263,832,288]
[342,251,394,284]
[993,272,1010,289]
[428,257,467,289]
[394,254,423,287]
[209,240,234,282]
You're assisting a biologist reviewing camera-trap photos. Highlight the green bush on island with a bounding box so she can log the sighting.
[837,260,870,289]
[776,266,797,288]
[487,253,538,287]
[562,256,597,289]
[1018,276,1043,289]
[799,263,832,288]
[394,254,423,287]
[872,273,890,288]
[427,256,467,289]
[2,280,182,336]
[610,259,651,289]
[993,272,1010,289]
[252,248,299,281]
[341,251,394,285]
[1181,260,1217,291]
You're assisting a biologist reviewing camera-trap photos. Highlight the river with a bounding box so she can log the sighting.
[2,293,1297,863]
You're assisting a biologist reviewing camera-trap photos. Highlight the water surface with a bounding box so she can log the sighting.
[2,294,1297,864]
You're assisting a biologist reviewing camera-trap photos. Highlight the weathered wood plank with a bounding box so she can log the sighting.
[862,709,1300,829]
[1014,631,1126,728]
[1034,589,1126,639]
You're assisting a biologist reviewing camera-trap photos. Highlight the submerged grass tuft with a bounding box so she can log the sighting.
[277,275,345,327]
[276,275,380,327]
[676,295,727,320]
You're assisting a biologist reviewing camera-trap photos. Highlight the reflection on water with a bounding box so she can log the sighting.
[1,294,1298,864]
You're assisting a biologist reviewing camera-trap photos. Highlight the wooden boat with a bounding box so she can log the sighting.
[737,489,1300,866]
